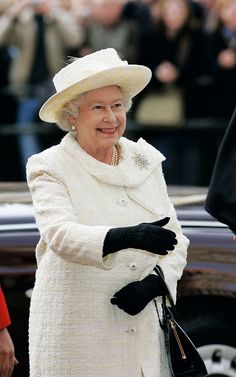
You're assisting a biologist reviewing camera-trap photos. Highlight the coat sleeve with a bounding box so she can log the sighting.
[26,154,114,270]
[153,165,189,302]
[0,287,11,330]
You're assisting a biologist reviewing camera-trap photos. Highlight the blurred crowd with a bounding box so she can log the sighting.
[0,0,236,182]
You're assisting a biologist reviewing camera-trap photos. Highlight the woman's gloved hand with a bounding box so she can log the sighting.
[110,274,167,315]
[103,217,177,257]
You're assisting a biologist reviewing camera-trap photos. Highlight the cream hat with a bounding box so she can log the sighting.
[39,48,152,123]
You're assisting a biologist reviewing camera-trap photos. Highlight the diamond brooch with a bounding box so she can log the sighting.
[132,152,151,169]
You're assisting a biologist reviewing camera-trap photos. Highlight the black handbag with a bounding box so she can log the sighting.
[154,266,208,377]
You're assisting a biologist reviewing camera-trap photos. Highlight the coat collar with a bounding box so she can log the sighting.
[61,132,165,188]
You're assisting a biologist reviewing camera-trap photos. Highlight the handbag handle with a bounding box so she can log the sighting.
[153,265,175,308]
[153,265,178,327]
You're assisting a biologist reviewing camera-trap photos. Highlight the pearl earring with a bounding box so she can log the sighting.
[71,125,76,131]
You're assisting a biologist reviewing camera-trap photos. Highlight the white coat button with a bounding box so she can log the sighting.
[128,328,136,335]
[117,199,127,207]
[129,262,137,271]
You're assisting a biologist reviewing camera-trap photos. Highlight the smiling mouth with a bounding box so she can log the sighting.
[97,127,118,134]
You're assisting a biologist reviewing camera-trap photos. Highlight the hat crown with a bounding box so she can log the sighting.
[39,47,152,124]
[53,48,128,93]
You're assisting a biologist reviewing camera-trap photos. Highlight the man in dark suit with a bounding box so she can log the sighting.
[205,107,236,237]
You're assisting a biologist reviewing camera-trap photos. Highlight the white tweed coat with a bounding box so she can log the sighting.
[26,132,189,377]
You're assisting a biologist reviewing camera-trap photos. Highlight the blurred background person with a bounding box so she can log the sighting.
[134,0,208,184]
[70,0,94,27]
[143,0,162,29]
[192,0,218,32]
[0,286,18,377]
[57,0,72,11]
[78,0,139,63]
[0,0,17,127]
[204,0,236,119]
[137,0,207,109]
[0,0,84,179]
[121,0,153,33]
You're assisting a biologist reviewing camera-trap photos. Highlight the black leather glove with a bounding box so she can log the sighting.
[103,217,177,257]
[110,274,167,315]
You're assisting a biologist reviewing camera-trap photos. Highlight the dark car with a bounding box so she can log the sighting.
[1,183,236,377]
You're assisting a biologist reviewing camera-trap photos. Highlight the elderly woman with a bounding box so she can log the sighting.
[26,48,189,377]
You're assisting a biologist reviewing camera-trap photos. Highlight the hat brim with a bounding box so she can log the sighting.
[39,65,151,123]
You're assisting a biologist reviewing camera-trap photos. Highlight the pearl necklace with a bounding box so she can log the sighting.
[110,145,119,166]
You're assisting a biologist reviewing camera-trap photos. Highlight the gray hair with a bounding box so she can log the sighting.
[56,91,133,132]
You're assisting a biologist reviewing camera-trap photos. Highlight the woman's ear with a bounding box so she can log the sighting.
[69,117,77,131]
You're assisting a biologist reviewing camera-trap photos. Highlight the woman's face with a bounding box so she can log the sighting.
[219,0,236,30]
[91,0,124,27]
[161,0,189,31]
[74,85,126,153]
